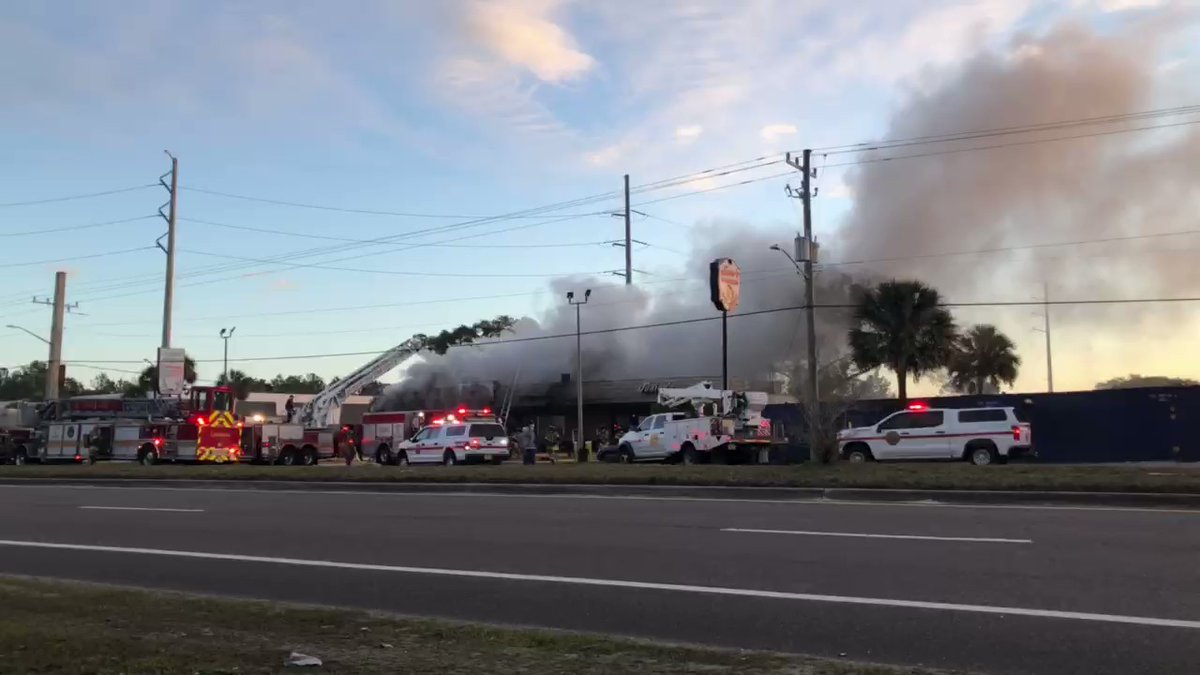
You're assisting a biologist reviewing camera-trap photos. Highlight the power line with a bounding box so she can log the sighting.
[0,246,156,269]
[179,248,613,278]
[0,184,156,208]
[62,294,1200,365]
[809,103,1200,154]
[0,215,157,237]
[182,186,610,219]
[181,216,617,248]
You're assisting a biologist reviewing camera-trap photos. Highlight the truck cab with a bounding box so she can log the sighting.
[617,413,695,461]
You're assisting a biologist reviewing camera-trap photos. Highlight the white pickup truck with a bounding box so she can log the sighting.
[838,404,1032,466]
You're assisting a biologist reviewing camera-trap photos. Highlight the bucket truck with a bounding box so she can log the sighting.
[615,381,783,464]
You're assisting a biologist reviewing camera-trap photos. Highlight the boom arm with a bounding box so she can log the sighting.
[299,337,422,428]
[656,381,733,413]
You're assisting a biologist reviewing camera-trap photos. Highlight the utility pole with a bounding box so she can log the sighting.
[31,272,68,400]
[785,149,819,460]
[567,289,591,451]
[1043,281,1054,393]
[219,327,236,384]
[158,151,179,349]
[623,174,632,285]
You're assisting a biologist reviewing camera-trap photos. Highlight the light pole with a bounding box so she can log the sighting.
[566,289,590,451]
[5,324,50,345]
[219,327,236,384]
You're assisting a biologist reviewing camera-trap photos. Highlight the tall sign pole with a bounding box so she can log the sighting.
[709,259,741,391]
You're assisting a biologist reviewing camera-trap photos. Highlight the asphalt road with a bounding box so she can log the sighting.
[0,483,1197,674]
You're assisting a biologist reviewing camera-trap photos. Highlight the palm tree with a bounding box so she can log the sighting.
[947,324,1021,395]
[848,280,957,401]
[215,369,260,400]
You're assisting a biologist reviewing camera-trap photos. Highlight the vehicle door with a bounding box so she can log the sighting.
[644,415,670,458]
[874,413,924,459]
[905,410,949,458]
[627,415,656,456]
[411,426,438,463]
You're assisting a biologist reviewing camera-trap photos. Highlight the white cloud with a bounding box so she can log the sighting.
[675,125,704,140]
[760,123,797,142]
[464,0,595,83]
[1097,0,1167,11]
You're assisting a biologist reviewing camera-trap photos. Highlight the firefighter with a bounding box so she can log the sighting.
[284,395,295,423]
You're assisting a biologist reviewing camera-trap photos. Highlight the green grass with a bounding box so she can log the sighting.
[2,461,1198,493]
[0,577,957,674]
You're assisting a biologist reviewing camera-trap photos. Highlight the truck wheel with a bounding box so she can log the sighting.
[490,455,504,465]
[618,444,636,464]
[278,448,299,466]
[442,449,458,466]
[302,447,319,466]
[376,446,394,466]
[138,446,157,466]
[966,442,998,466]
[680,443,699,465]
[395,450,409,467]
[843,444,872,464]
[13,448,27,466]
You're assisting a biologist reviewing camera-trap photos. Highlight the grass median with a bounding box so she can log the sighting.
[0,577,954,675]
[1,461,1198,493]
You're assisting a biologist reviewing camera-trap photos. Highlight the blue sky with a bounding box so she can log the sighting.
[2,0,1196,391]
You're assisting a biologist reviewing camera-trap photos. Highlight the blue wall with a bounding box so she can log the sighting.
[765,386,1199,463]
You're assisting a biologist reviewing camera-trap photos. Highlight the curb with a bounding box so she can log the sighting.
[2,478,1198,508]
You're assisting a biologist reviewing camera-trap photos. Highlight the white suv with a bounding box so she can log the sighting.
[395,422,510,465]
[838,405,1032,466]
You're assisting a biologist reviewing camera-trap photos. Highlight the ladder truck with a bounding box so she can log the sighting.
[2,386,241,465]
[615,381,785,464]
[243,337,426,465]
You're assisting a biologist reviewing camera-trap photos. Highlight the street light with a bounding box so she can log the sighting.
[219,327,236,384]
[5,324,50,345]
[566,289,591,452]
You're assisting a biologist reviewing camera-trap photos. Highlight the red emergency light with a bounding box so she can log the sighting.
[457,407,467,415]
[907,402,930,412]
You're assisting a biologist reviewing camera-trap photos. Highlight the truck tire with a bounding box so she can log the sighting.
[13,448,27,466]
[138,445,157,466]
[967,442,998,466]
[395,449,409,466]
[442,449,458,466]
[680,442,699,465]
[618,443,636,464]
[278,447,300,466]
[843,444,872,464]
[301,446,319,466]
[376,445,394,466]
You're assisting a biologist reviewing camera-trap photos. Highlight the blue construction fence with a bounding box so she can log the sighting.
[764,385,1199,464]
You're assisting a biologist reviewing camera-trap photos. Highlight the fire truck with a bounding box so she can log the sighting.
[240,337,431,465]
[3,386,242,465]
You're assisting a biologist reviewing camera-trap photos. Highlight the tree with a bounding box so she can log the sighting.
[789,355,894,464]
[86,373,124,395]
[946,324,1021,395]
[848,280,957,401]
[0,361,84,400]
[1095,374,1199,390]
[268,373,326,394]
[215,369,265,400]
[135,357,198,396]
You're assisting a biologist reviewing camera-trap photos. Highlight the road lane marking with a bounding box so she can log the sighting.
[79,506,203,513]
[4,483,1197,515]
[722,528,1032,544]
[0,538,1196,630]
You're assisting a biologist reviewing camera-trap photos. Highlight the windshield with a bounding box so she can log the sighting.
[636,416,655,432]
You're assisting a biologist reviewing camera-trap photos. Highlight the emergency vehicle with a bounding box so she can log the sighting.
[387,408,509,465]
[615,381,785,464]
[3,386,242,465]
[837,403,1033,466]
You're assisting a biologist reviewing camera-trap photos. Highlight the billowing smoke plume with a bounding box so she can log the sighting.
[377,226,859,410]
[834,20,1200,321]
[380,17,1200,407]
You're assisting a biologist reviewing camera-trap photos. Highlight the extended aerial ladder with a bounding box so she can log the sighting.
[655,381,771,437]
[298,337,423,428]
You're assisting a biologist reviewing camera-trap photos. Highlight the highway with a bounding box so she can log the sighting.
[0,483,1197,674]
